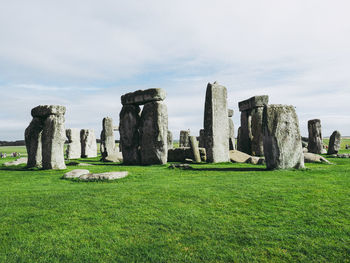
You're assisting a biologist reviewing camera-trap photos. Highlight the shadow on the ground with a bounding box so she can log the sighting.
[188,167,267,172]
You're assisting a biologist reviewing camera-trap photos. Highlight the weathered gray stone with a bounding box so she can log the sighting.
[25,117,43,168]
[80,129,97,158]
[119,104,141,164]
[31,105,66,118]
[262,104,304,169]
[238,95,269,112]
[228,109,234,118]
[198,129,205,148]
[63,169,90,178]
[66,128,81,159]
[42,114,66,169]
[307,119,323,154]
[229,150,252,163]
[121,88,166,105]
[204,82,229,163]
[304,152,331,164]
[140,101,168,165]
[189,136,201,163]
[228,110,235,150]
[168,147,206,162]
[167,130,173,149]
[237,110,251,154]
[79,171,128,181]
[103,152,123,163]
[179,130,190,147]
[3,157,28,167]
[328,130,341,155]
[251,107,264,156]
[100,117,116,159]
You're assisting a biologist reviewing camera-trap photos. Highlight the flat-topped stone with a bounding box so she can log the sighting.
[238,95,269,112]
[31,105,66,118]
[121,88,166,105]
[79,171,128,181]
[63,169,90,178]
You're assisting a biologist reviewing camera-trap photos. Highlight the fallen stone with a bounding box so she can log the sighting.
[229,150,252,163]
[3,157,28,166]
[63,169,90,178]
[168,147,206,162]
[168,163,192,170]
[79,171,128,181]
[304,152,331,164]
[121,88,166,105]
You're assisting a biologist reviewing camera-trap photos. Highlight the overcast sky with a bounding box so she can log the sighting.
[1,0,349,141]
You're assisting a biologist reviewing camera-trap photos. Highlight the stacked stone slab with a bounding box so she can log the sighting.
[66,128,81,159]
[119,88,168,165]
[25,105,66,169]
[307,119,323,154]
[328,130,341,155]
[203,82,229,163]
[228,109,235,150]
[179,130,190,147]
[237,95,268,156]
[100,117,116,160]
[262,104,304,169]
[80,129,97,158]
[167,131,173,149]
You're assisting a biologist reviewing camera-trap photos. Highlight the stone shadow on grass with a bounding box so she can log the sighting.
[190,167,267,172]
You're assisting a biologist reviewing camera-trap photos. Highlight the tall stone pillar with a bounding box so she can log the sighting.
[307,119,323,154]
[25,117,44,168]
[167,131,173,149]
[179,130,190,147]
[100,117,116,159]
[66,128,81,159]
[228,109,235,150]
[204,82,229,163]
[328,130,341,155]
[80,129,97,158]
[263,104,304,169]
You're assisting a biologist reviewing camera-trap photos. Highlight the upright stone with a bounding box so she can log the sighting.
[167,130,173,149]
[251,107,264,156]
[198,129,205,148]
[262,104,304,169]
[204,82,229,163]
[140,101,168,165]
[80,129,97,158]
[100,117,116,159]
[328,130,341,154]
[179,130,190,147]
[189,136,201,163]
[25,117,44,168]
[42,114,66,169]
[307,119,323,154]
[237,110,251,154]
[119,105,141,164]
[228,109,235,150]
[66,128,81,159]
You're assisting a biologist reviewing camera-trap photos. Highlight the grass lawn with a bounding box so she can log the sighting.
[0,141,350,262]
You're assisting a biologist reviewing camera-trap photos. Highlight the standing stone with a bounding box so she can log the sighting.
[189,136,201,163]
[204,82,229,163]
[228,109,235,150]
[167,131,173,149]
[119,105,141,164]
[179,130,190,147]
[140,101,168,165]
[328,130,341,154]
[80,129,97,158]
[237,110,251,154]
[262,104,304,169]
[66,128,81,159]
[25,117,44,168]
[251,107,264,156]
[42,114,66,169]
[307,119,323,154]
[198,129,205,148]
[100,117,116,159]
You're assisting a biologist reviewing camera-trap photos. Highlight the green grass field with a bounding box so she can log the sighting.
[0,140,350,262]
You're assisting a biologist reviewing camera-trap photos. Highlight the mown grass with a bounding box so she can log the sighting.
[0,141,350,262]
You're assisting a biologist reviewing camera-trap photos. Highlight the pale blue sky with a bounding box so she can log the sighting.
[1,0,350,140]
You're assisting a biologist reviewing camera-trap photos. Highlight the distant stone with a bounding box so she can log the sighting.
[66,128,81,159]
[263,104,304,169]
[228,110,235,150]
[80,129,97,158]
[167,130,173,149]
[31,105,66,118]
[304,153,331,164]
[228,109,234,117]
[307,119,323,154]
[168,163,192,170]
[250,107,264,156]
[198,129,205,148]
[121,88,166,105]
[63,169,90,178]
[189,136,201,163]
[25,117,44,168]
[179,130,190,147]
[100,117,116,159]
[168,147,206,162]
[328,130,341,155]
